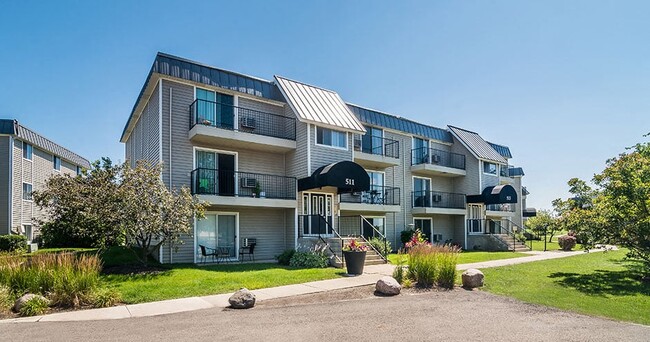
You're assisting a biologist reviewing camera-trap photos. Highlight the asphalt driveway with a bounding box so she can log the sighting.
[1,286,647,342]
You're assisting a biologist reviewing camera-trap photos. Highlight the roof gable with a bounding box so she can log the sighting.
[274,76,365,133]
[488,142,512,159]
[448,126,507,164]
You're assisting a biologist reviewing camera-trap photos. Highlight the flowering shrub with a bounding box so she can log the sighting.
[405,229,430,249]
[558,235,577,251]
[289,243,329,268]
[342,239,368,252]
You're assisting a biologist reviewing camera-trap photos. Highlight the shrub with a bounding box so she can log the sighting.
[391,252,407,284]
[0,235,27,252]
[0,252,102,307]
[436,245,460,289]
[400,229,415,245]
[407,244,438,287]
[19,296,49,317]
[90,288,122,308]
[407,244,460,288]
[275,249,295,266]
[368,237,391,257]
[558,235,577,251]
[0,285,12,313]
[289,251,329,268]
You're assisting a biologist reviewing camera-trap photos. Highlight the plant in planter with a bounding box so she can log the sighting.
[253,181,261,198]
[342,239,368,275]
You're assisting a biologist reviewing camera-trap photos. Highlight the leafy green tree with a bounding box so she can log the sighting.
[33,158,124,248]
[118,161,206,264]
[592,140,650,274]
[524,209,556,240]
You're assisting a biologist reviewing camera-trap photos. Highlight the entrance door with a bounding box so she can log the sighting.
[196,213,238,260]
[414,218,433,242]
[302,193,333,235]
[467,204,484,234]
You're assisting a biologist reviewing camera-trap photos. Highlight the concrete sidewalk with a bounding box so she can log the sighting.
[0,250,594,324]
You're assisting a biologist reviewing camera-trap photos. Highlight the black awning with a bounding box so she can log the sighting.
[466,184,518,204]
[298,161,370,193]
[523,208,537,217]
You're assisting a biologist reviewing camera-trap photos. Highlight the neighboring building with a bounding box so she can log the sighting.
[121,53,533,264]
[0,119,91,243]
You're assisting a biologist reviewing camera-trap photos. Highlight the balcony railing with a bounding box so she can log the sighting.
[340,186,400,206]
[353,135,400,159]
[190,168,296,200]
[411,190,466,209]
[411,147,466,170]
[190,99,296,141]
[486,203,516,212]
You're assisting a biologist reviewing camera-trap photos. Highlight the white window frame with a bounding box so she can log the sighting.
[193,211,240,264]
[364,215,386,236]
[22,182,33,201]
[193,146,239,196]
[315,126,348,150]
[23,143,33,161]
[482,161,497,175]
[413,217,433,241]
[23,224,33,242]
[53,155,61,172]
[412,176,431,192]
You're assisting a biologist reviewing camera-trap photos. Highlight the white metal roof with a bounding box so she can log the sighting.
[274,76,366,133]
[448,126,507,164]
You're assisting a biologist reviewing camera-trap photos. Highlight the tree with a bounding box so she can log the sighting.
[552,178,600,243]
[592,140,650,275]
[33,158,124,248]
[524,209,557,241]
[118,161,206,264]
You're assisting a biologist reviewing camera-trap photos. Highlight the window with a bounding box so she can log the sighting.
[412,137,429,164]
[23,143,32,160]
[316,127,347,149]
[22,183,32,201]
[23,225,33,242]
[363,171,385,204]
[53,156,61,171]
[76,166,82,176]
[194,88,234,129]
[414,218,433,242]
[413,177,431,207]
[361,126,383,155]
[483,162,497,175]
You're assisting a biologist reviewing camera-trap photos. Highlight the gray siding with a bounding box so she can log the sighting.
[310,125,353,172]
[164,207,292,263]
[162,79,194,189]
[126,82,160,168]
[0,137,10,234]
[450,138,481,195]
[238,97,284,116]
[285,119,308,179]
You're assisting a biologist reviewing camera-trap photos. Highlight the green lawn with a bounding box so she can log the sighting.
[481,250,650,325]
[103,263,344,304]
[528,237,583,252]
[388,251,529,265]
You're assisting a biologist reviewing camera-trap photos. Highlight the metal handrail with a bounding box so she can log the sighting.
[410,147,466,170]
[353,135,400,159]
[298,214,343,264]
[411,190,466,209]
[189,99,296,140]
[340,186,400,206]
[190,168,297,199]
[360,216,388,262]
[488,219,527,252]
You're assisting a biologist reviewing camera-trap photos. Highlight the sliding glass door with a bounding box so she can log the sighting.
[195,150,235,196]
[196,213,238,260]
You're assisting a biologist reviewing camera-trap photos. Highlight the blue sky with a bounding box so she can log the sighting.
[1,0,648,210]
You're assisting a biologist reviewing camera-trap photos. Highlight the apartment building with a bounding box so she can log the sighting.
[121,53,533,264]
[0,119,91,243]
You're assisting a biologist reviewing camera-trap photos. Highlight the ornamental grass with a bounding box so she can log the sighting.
[407,244,461,288]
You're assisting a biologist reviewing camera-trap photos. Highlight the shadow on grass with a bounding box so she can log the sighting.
[549,263,650,297]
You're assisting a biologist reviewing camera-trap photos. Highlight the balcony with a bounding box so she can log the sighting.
[410,147,466,177]
[340,186,401,212]
[411,190,466,215]
[191,168,297,208]
[189,99,296,152]
[353,135,400,168]
[486,203,516,216]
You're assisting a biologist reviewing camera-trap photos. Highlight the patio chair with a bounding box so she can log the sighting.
[199,245,218,264]
[239,238,256,262]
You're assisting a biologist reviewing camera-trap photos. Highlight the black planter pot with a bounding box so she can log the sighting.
[343,251,367,275]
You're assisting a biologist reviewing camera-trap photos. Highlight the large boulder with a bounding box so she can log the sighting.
[376,276,401,296]
[228,288,256,309]
[461,269,484,289]
[14,293,49,313]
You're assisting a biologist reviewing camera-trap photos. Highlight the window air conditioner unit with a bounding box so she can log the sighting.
[432,154,441,164]
[241,178,257,188]
[240,117,257,129]
[432,194,442,202]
